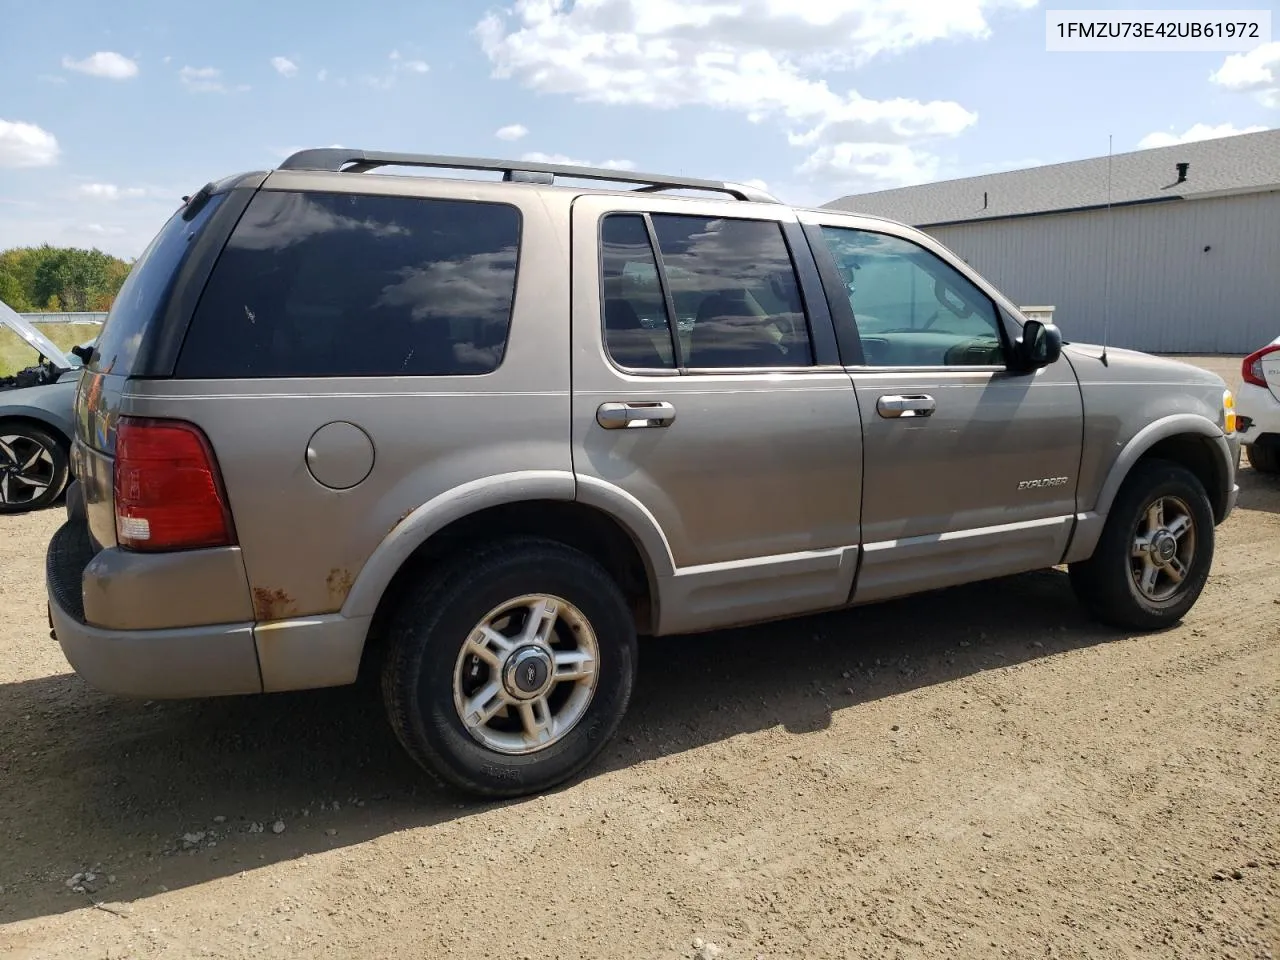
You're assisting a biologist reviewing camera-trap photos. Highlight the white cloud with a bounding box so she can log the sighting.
[162,55,172,65]
[271,56,299,78]
[786,94,976,148]
[495,123,530,141]
[180,65,223,91]
[77,183,149,200]
[362,50,430,89]
[61,51,139,80]
[317,69,328,81]
[1138,122,1270,149]
[37,74,68,85]
[797,142,940,186]
[83,223,126,236]
[0,119,60,168]
[179,65,248,94]
[521,151,635,171]
[476,0,1025,184]
[1211,42,1280,108]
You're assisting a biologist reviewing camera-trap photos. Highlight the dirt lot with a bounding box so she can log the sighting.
[1,357,1277,960]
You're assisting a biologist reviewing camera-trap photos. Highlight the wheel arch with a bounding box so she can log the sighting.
[0,410,72,448]
[1067,415,1234,564]
[343,476,672,681]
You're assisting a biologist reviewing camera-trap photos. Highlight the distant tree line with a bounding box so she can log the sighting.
[0,245,133,313]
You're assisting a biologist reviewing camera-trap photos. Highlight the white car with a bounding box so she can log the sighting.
[1237,336,1280,475]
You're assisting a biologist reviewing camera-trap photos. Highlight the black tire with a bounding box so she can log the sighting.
[1247,442,1280,474]
[381,537,637,798]
[0,421,69,515]
[1068,459,1215,631]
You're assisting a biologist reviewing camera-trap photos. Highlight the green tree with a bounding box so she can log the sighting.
[0,249,35,310]
[0,244,132,313]
[0,270,29,311]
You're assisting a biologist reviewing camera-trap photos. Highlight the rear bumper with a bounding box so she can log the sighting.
[46,521,263,698]
[1236,381,1280,444]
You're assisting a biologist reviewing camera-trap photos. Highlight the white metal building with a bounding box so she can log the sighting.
[823,129,1280,355]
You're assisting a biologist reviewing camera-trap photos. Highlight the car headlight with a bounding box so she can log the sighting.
[1222,389,1237,434]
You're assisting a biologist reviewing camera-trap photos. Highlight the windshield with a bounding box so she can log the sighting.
[0,300,73,369]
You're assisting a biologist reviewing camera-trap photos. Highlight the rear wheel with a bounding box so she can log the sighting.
[1069,460,1215,630]
[0,422,69,514]
[1247,442,1280,474]
[381,537,637,798]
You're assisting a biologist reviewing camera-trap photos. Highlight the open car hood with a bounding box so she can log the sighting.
[0,301,73,369]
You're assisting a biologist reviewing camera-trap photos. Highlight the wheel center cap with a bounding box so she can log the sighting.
[503,646,552,700]
[1152,531,1177,564]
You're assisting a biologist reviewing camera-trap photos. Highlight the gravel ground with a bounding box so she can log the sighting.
[1,356,1277,959]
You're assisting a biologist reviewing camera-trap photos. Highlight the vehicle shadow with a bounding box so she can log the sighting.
[0,568,1131,925]
[1236,463,1279,514]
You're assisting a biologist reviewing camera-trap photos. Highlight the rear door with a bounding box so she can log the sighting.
[799,211,1084,604]
[570,194,864,635]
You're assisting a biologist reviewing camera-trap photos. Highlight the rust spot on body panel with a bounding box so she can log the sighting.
[326,568,354,607]
[252,587,297,622]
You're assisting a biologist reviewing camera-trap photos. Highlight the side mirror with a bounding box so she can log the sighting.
[1014,319,1062,371]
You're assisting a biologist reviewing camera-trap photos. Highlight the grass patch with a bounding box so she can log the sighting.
[0,322,102,378]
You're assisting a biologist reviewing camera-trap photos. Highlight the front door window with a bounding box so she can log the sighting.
[819,226,1005,367]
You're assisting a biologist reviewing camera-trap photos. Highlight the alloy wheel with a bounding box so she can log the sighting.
[0,433,56,507]
[1130,495,1196,602]
[452,593,600,755]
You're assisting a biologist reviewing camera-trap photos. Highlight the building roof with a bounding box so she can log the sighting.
[822,128,1280,227]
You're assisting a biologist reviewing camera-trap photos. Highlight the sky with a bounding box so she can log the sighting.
[1,0,1278,259]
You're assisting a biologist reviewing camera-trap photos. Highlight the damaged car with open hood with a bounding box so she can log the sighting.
[0,301,95,513]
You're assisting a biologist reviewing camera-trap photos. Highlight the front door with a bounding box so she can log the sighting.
[570,194,865,634]
[801,213,1084,604]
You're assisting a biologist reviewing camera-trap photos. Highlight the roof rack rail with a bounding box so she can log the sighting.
[277,148,780,203]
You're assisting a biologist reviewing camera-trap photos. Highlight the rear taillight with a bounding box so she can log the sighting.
[1242,345,1280,388]
[113,417,236,552]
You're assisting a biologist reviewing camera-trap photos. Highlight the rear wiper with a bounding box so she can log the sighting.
[181,181,216,221]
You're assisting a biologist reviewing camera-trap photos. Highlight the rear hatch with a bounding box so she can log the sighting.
[74,174,266,549]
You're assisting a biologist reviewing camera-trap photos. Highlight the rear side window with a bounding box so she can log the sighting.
[176,191,521,378]
[90,193,227,376]
[650,214,812,369]
[600,214,676,370]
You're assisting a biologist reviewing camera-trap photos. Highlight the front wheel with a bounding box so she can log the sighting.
[1069,460,1215,631]
[381,537,637,798]
[0,422,69,514]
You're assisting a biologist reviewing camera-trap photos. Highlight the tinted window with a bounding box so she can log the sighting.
[650,215,812,369]
[90,194,226,376]
[600,215,675,369]
[176,191,521,378]
[819,226,1004,367]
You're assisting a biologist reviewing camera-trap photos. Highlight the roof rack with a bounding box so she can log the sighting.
[277,148,780,203]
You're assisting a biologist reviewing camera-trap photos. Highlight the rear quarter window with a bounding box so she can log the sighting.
[175,191,522,379]
[89,194,226,377]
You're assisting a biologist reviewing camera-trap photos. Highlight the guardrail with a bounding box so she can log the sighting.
[18,312,108,325]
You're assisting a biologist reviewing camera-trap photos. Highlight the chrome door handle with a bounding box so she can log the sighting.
[876,394,936,419]
[596,401,677,429]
